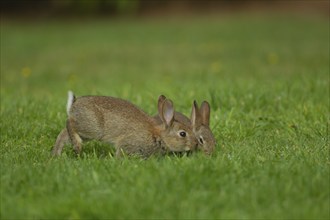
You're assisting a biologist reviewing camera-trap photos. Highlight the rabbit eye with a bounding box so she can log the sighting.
[199,136,204,145]
[179,131,186,137]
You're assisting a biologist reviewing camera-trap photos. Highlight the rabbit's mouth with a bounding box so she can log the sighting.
[167,146,191,152]
[184,146,190,151]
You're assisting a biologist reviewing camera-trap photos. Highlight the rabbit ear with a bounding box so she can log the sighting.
[157,95,167,115]
[191,100,201,127]
[160,99,174,127]
[200,101,210,126]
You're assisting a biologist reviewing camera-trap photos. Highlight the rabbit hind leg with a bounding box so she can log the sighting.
[52,128,70,156]
[67,118,83,154]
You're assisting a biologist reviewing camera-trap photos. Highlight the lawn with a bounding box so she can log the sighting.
[1,13,329,219]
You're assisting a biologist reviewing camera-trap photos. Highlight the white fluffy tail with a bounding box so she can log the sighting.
[66,91,75,115]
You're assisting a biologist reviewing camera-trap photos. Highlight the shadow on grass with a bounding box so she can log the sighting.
[49,141,116,159]
[51,140,196,159]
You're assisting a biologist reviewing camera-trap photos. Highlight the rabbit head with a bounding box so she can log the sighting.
[191,100,216,155]
[157,96,198,152]
[155,95,216,155]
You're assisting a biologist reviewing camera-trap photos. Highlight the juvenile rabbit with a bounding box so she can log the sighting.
[154,95,216,155]
[190,100,216,155]
[52,92,197,158]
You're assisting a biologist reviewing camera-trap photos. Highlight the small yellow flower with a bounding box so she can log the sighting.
[211,61,221,73]
[21,67,31,78]
[67,73,77,82]
[267,53,279,65]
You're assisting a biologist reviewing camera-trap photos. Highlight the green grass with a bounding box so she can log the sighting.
[1,13,329,219]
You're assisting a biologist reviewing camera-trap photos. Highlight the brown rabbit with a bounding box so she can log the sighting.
[190,100,216,155]
[154,95,216,155]
[52,92,197,158]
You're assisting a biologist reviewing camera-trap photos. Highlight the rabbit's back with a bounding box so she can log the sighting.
[69,96,156,144]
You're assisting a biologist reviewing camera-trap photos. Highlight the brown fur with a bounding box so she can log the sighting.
[52,93,197,158]
[52,128,69,156]
[154,96,216,155]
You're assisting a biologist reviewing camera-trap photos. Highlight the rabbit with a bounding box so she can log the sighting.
[153,95,216,155]
[51,91,198,158]
[190,100,216,155]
